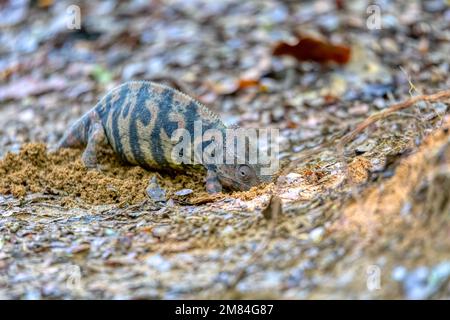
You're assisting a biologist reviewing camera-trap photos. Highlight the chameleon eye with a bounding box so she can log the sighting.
[238,165,251,179]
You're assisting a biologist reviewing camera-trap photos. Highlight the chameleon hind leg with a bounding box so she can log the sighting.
[82,122,108,168]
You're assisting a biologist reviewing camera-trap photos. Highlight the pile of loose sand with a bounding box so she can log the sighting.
[0,143,208,205]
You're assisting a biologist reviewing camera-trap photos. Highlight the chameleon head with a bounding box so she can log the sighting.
[215,163,269,191]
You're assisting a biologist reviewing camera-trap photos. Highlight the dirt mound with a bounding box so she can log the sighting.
[0,143,208,205]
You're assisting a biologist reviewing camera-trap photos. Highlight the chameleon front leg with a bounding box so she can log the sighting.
[82,122,108,168]
[206,169,222,194]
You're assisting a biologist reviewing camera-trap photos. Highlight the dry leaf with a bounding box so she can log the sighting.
[273,36,351,65]
[237,78,260,89]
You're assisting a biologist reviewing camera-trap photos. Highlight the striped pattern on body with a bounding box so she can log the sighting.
[94,81,225,170]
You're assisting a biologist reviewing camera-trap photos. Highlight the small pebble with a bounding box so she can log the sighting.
[146,176,166,202]
[175,189,193,196]
[285,172,302,183]
[146,254,172,272]
[403,266,429,299]
[355,141,375,155]
[152,225,171,238]
[392,265,408,281]
[221,225,235,237]
[309,227,325,243]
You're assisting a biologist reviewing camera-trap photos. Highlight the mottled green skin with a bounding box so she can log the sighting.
[57,81,264,193]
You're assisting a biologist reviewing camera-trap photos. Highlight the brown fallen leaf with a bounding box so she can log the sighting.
[335,0,346,10]
[237,78,260,89]
[0,64,19,82]
[38,0,54,8]
[207,77,261,96]
[286,120,299,129]
[273,36,351,65]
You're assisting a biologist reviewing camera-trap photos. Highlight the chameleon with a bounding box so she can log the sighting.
[57,81,270,194]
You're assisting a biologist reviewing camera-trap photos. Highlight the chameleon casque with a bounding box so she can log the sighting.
[57,81,269,193]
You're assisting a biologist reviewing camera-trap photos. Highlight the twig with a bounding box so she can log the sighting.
[338,89,450,148]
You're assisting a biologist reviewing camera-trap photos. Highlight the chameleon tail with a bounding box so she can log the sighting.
[56,112,92,149]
